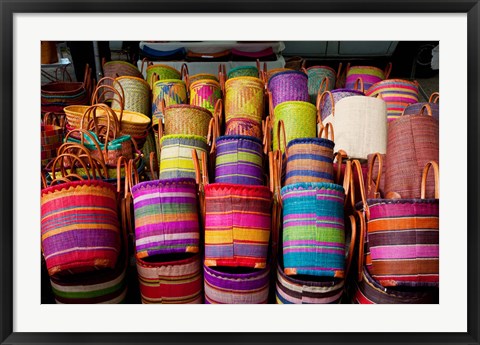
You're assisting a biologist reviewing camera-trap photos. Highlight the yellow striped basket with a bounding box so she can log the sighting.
[189,79,222,113]
[224,77,265,124]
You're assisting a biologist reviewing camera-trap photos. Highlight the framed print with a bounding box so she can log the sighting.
[1,1,479,344]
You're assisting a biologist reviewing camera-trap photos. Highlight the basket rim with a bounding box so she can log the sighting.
[136,252,200,268]
[146,63,181,75]
[274,100,317,112]
[204,182,271,195]
[131,177,197,194]
[115,75,150,87]
[306,65,337,75]
[268,70,308,88]
[204,263,270,279]
[41,179,116,196]
[165,104,214,117]
[152,79,186,87]
[216,134,263,145]
[63,105,151,125]
[189,79,222,88]
[227,65,259,76]
[286,136,334,149]
[103,60,139,69]
[281,181,344,195]
[276,262,344,288]
[225,76,264,88]
[159,134,208,145]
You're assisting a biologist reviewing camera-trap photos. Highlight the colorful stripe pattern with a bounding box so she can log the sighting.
[189,79,222,113]
[306,66,336,104]
[41,124,64,168]
[225,77,265,124]
[352,266,439,304]
[275,263,344,304]
[146,64,181,89]
[136,253,203,304]
[346,66,385,91]
[365,199,439,287]
[204,183,272,268]
[159,135,208,180]
[366,79,419,121]
[281,182,345,278]
[152,79,187,126]
[268,71,309,109]
[285,137,335,185]
[204,264,270,304]
[131,178,200,258]
[41,180,121,277]
[214,135,264,186]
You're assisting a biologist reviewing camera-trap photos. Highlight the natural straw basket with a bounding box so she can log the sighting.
[225,118,263,140]
[224,77,265,124]
[163,104,213,138]
[151,79,187,126]
[189,79,222,113]
[112,76,151,117]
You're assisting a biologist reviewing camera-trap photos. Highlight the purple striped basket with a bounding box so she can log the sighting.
[214,135,264,186]
[131,178,200,259]
[268,70,309,109]
[403,102,439,120]
[345,64,391,91]
[204,265,270,304]
[318,89,365,122]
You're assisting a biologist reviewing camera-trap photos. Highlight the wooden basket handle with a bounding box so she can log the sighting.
[333,149,348,185]
[345,213,357,280]
[213,99,223,127]
[262,116,272,155]
[127,158,139,189]
[353,78,365,93]
[336,62,343,80]
[421,161,439,199]
[273,149,283,209]
[351,159,368,217]
[149,152,158,180]
[384,62,392,79]
[355,209,367,282]
[420,103,433,116]
[276,120,288,159]
[181,63,189,87]
[367,153,383,198]
[429,92,440,104]
[79,105,118,158]
[207,116,220,155]
[140,57,152,75]
[42,112,61,127]
[51,152,94,182]
[318,122,335,142]
[316,90,335,124]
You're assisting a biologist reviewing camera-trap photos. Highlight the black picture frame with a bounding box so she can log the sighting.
[1,1,479,344]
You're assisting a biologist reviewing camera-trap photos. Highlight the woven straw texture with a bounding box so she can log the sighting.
[352,266,439,304]
[318,89,365,122]
[275,263,344,304]
[136,253,203,304]
[131,178,199,258]
[285,137,335,185]
[189,79,222,113]
[268,71,309,109]
[146,64,181,87]
[345,66,386,90]
[188,73,219,84]
[225,77,265,123]
[204,183,272,268]
[403,102,439,120]
[225,118,263,140]
[327,96,387,160]
[102,61,143,100]
[272,101,317,153]
[159,135,208,180]
[164,105,213,138]
[41,180,121,277]
[41,123,64,169]
[41,82,90,114]
[152,79,187,126]
[112,76,151,117]
[214,135,264,185]
[306,66,336,104]
[227,66,259,79]
[385,114,438,198]
[281,182,345,277]
[266,68,292,81]
[204,265,270,304]
[366,79,419,122]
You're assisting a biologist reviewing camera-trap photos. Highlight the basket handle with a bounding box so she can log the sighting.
[207,116,220,154]
[149,152,158,180]
[116,156,129,197]
[127,157,139,188]
[336,62,343,80]
[355,209,367,282]
[218,64,226,95]
[316,90,335,124]
[181,63,190,88]
[276,120,288,159]
[57,141,107,180]
[384,62,392,79]
[42,112,61,127]
[319,77,330,94]
[429,92,440,104]
[51,152,93,182]
[262,116,272,155]
[268,90,274,117]
[79,105,117,158]
[345,62,351,75]
[333,149,348,185]
[421,161,439,199]
[92,77,125,124]
[353,78,365,93]
[318,122,334,142]
[351,159,368,218]
[273,149,283,209]
[213,99,223,127]
[140,57,152,75]
[342,160,352,205]
[367,153,383,198]
[420,103,433,116]
[345,214,357,280]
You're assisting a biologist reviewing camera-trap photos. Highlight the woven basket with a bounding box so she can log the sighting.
[41,80,91,114]
[265,68,293,82]
[345,63,392,90]
[268,70,309,110]
[102,60,143,101]
[366,79,419,122]
[163,104,213,138]
[136,253,203,304]
[325,96,387,160]
[317,88,365,123]
[272,101,317,153]
[187,73,218,85]
[131,178,200,258]
[41,179,121,277]
[214,135,264,185]
[41,113,64,168]
[152,79,187,126]
[403,101,439,120]
[112,76,151,117]
[275,263,344,304]
[227,66,259,79]
[305,66,336,104]
[159,135,208,180]
[385,105,439,199]
[366,153,387,199]
[204,183,272,268]
[225,118,263,140]
[224,77,265,124]
[281,182,345,278]
[204,265,270,304]
[146,64,181,88]
[189,79,222,113]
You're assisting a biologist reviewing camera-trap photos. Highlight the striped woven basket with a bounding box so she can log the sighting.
[214,135,264,185]
[272,101,317,153]
[204,265,270,304]
[189,79,222,113]
[146,64,181,88]
[152,79,187,126]
[268,70,309,110]
[353,160,439,288]
[41,113,64,168]
[41,180,121,277]
[164,104,213,138]
[224,77,265,124]
[225,118,263,140]
[112,76,151,117]
[187,73,219,85]
[204,183,272,269]
[227,65,259,79]
[281,182,346,278]
[265,68,293,82]
[159,135,208,180]
[385,105,439,199]
[305,66,336,104]
[403,101,439,120]
[345,63,392,90]
[131,178,200,258]
[366,79,419,121]
[275,263,344,304]
[136,253,203,304]
[102,61,143,101]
